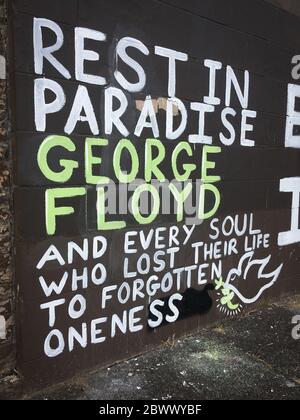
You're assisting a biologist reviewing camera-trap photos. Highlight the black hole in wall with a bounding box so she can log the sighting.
[148,284,215,330]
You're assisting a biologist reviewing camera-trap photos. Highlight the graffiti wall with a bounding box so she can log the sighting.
[9,0,300,386]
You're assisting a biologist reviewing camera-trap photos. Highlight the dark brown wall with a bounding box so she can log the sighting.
[2,0,300,388]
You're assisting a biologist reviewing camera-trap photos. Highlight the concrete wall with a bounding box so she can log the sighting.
[0,0,14,378]
[9,0,300,390]
[1,0,300,387]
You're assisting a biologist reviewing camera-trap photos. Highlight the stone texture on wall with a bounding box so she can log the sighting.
[0,0,14,377]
